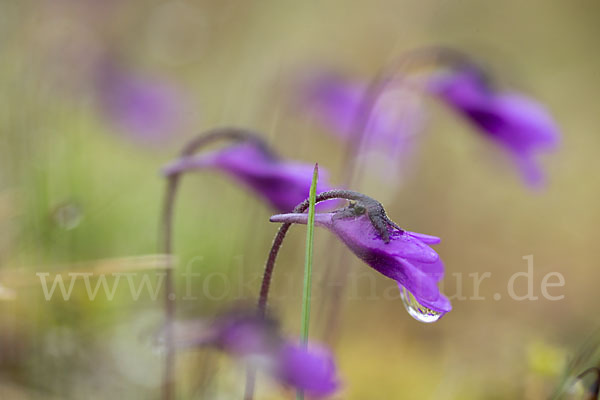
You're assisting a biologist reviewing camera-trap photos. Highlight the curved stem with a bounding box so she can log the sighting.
[577,367,600,379]
[160,127,269,400]
[257,190,375,315]
[341,45,478,185]
[245,190,369,400]
[179,126,277,159]
[257,223,292,315]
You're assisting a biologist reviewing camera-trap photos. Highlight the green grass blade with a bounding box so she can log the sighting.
[297,163,319,400]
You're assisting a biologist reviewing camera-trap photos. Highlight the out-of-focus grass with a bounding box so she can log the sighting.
[0,0,599,398]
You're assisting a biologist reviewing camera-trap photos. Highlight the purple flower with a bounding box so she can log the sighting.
[211,313,280,357]
[302,72,364,139]
[171,312,339,396]
[270,211,451,321]
[301,71,425,164]
[96,62,190,144]
[276,343,339,396]
[162,141,337,212]
[430,69,560,186]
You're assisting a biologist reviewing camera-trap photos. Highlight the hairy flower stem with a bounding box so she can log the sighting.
[160,127,269,400]
[245,190,387,400]
[257,190,388,314]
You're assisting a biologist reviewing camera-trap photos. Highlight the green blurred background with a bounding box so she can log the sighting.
[1,0,599,398]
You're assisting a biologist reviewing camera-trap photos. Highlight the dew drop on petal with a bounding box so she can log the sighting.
[400,287,442,323]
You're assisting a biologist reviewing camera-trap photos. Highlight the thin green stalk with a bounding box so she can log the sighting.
[297,163,319,400]
[302,163,319,342]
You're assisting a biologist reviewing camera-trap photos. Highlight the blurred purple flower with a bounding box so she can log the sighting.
[162,141,337,212]
[276,343,339,396]
[302,72,363,139]
[183,313,280,357]
[270,211,451,321]
[301,71,425,163]
[430,69,560,186]
[96,62,189,144]
[172,312,339,397]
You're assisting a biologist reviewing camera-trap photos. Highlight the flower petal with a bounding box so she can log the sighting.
[431,69,560,187]
[270,212,448,307]
[269,212,335,227]
[161,142,336,212]
[97,62,189,144]
[276,343,340,397]
[332,215,439,263]
[302,72,364,138]
[407,231,441,245]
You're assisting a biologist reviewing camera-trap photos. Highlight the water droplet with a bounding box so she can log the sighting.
[52,201,82,230]
[400,287,442,323]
